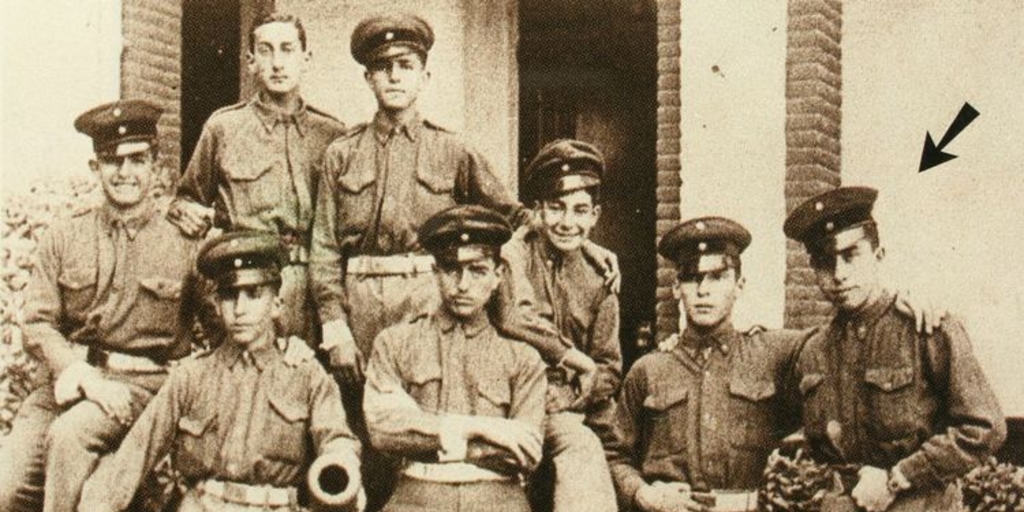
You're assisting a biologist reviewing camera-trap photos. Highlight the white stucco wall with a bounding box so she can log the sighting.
[678,1,789,331]
[843,0,1024,415]
[1,1,121,192]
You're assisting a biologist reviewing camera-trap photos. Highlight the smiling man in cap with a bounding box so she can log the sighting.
[784,186,1005,512]
[0,100,202,512]
[363,205,547,512]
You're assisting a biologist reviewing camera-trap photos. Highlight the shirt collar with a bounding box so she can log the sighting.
[680,321,735,355]
[250,95,309,137]
[372,110,422,144]
[216,339,280,371]
[838,289,894,340]
[434,307,492,339]
[98,200,157,241]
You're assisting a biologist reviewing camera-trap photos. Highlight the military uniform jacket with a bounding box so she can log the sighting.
[77,340,359,512]
[364,309,546,474]
[501,229,621,413]
[793,291,1005,503]
[310,111,529,324]
[605,323,810,505]
[22,202,199,378]
[177,96,346,236]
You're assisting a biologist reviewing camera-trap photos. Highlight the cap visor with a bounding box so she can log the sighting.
[113,140,153,157]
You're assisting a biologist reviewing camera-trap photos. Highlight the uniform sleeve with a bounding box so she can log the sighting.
[588,291,622,403]
[77,367,190,512]
[308,364,361,460]
[456,144,531,228]
[176,121,220,208]
[493,239,570,363]
[363,329,445,457]
[895,316,1006,490]
[604,363,651,507]
[309,146,349,325]
[21,226,88,397]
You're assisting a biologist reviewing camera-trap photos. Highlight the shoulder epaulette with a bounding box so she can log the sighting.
[745,324,767,336]
[306,105,343,124]
[71,206,95,218]
[209,101,248,118]
[341,122,369,139]
[423,118,454,133]
[408,310,430,324]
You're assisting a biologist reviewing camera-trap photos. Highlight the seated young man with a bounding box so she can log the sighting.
[363,205,547,512]
[503,139,620,512]
[77,231,362,512]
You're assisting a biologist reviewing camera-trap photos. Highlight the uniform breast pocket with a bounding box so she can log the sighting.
[476,379,511,418]
[414,167,456,218]
[136,277,182,334]
[224,159,283,215]
[863,366,916,438]
[642,387,688,457]
[175,413,217,473]
[334,169,378,229]
[728,378,778,450]
[263,392,310,463]
[58,267,98,314]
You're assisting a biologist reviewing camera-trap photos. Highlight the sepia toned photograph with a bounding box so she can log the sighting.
[1,1,1021,511]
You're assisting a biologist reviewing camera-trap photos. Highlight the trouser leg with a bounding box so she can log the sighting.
[543,412,618,512]
[0,386,60,512]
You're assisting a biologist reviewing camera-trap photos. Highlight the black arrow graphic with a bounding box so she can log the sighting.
[919,102,979,172]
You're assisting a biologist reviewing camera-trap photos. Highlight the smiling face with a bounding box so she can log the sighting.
[217,284,281,349]
[537,188,600,254]
[248,21,309,98]
[90,145,157,209]
[675,254,745,330]
[811,228,884,313]
[364,51,429,113]
[435,251,502,320]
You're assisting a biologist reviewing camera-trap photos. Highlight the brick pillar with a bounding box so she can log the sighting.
[121,0,182,192]
[654,0,682,342]
[784,0,842,328]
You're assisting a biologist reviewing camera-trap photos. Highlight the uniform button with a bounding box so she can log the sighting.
[704,371,710,377]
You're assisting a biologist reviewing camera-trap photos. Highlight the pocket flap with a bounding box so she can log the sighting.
[58,268,96,290]
[178,414,214,436]
[415,166,456,194]
[139,277,182,300]
[729,379,777,402]
[643,386,688,411]
[337,166,377,194]
[799,373,825,396]
[268,393,309,423]
[225,160,275,182]
[477,380,511,407]
[864,367,914,392]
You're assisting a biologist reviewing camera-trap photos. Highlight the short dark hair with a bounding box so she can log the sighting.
[808,221,880,270]
[250,12,307,52]
[676,253,742,281]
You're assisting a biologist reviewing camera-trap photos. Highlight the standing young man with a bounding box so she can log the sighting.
[78,231,363,512]
[784,187,1005,512]
[171,12,346,341]
[363,205,547,512]
[0,100,200,512]
[503,139,620,512]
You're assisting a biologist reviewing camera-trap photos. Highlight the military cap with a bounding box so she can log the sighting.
[658,217,751,274]
[197,231,286,291]
[418,205,512,262]
[74,99,162,156]
[783,186,878,251]
[351,12,434,66]
[523,139,604,201]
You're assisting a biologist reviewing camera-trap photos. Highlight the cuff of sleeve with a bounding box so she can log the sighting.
[54,361,98,405]
[319,438,362,470]
[895,455,942,490]
[437,417,469,462]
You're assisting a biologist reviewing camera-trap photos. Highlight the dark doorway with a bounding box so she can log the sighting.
[519,0,658,368]
[181,0,241,172]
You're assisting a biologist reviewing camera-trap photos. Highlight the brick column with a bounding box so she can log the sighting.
[654,0,682,342]
[121,0,182,192]
[784,0,842,328]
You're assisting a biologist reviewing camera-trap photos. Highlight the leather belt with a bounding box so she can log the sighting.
[705,490,759,512]
[87,348,173,373]
[346,254,435,276]
[196,479,297,507]
[403,461,512,483]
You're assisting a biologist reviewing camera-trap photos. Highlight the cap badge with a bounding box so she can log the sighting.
[815,201,824,211]
[233,258,243,268]
[385,31,394,41]
[460,233,470,242]
[113,108,122,118]
[825,221,835,232]
[230,239,239,247]
[561,163,570,172]
[117,125,127,135]
[698,242,708,252]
